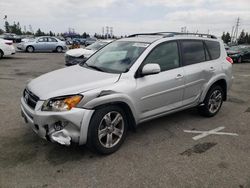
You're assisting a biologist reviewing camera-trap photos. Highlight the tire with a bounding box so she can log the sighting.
[198,85,224,117]
[26,46,34,53]
[56,46,63,53]
[238,56,242,63]
[0,50,3,59]
[87,105,128,154]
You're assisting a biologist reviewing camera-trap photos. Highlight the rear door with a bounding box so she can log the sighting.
[180,40,208,106]
[47,37,58,51]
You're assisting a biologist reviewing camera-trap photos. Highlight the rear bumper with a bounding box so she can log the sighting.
[20,97,94,145]
[3,46,15,56]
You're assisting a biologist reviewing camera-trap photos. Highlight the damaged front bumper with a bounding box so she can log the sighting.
[21,97,94,146]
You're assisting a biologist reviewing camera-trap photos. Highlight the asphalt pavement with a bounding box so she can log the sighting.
[0,52,250,188]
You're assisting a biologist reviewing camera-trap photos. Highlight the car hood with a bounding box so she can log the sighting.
[66,48,95,58]
[27,65,120,100]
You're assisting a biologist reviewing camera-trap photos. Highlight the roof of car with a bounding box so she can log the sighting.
[119,32,218,44]
[118,36,163,43]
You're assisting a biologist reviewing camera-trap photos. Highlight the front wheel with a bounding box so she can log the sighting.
[26,46,34,53]
[87,106,128,154]
[198,85,224,117]
[56,46,63,53]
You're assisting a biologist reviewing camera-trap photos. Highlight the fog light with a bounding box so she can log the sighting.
[54,121,68,131]
[54,122,63,131]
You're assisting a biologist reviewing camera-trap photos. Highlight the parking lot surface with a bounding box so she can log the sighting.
[0,52,250,188]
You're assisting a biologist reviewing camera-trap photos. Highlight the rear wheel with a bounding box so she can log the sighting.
[0,50,3,59]
[26,46,34,53]
[56,46,63,53]
[198,85,223,117]
[87,105,128,154]
[238,56,242,63]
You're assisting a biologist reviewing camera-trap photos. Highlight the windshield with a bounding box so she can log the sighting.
[81,41,149,73]
[86,41,107,51]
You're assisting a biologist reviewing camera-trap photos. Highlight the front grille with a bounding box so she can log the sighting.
[23,89,39,109]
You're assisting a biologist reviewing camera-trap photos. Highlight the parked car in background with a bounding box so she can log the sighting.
[85,37,97,46]
[0,33,22,43]
[17,36,67,52]
[65,40,113,66]
[21,32,233,154]
[0,38,15,59]
[227,45,250,63]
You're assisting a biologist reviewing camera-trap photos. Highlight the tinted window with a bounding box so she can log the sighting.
[205,41,220,60]
[144,42,179,71]
[48,37,57,42]
[181,40,205,65]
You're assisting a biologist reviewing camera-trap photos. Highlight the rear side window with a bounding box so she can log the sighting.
[181,40,205,65]
[205,41,220,60]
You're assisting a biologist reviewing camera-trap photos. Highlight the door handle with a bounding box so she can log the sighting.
[176,74,184,79]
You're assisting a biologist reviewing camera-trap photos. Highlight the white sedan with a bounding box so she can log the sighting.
[65,40,113,66]
[0,39,15,59]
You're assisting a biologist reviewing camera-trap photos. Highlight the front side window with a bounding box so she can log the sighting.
[143,41,180,71]
[81,41,149,73]
[181,40,205,65]
[38,37,47,42]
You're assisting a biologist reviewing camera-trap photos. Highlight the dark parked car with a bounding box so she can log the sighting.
[227,46,250,63]
[0,33,22,43]
[85,37,97,46]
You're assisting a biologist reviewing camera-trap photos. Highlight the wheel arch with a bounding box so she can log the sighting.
[93,101,137,131]
[0,49,4,56]
[26,45,34,52]
[201,78,227,103]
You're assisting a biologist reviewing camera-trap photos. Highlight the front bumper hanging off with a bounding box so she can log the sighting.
[21,97,94,146]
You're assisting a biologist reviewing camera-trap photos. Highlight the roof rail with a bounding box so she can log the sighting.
[128,32,217,39]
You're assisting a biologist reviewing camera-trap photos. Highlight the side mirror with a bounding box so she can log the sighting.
[141,64,161,76]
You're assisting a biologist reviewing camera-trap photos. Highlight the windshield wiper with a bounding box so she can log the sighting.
[86,64,105,72]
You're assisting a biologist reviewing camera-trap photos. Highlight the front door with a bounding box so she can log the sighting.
[134,41,185,120]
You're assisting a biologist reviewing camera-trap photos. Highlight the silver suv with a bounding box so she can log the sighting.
[21,32,233,154]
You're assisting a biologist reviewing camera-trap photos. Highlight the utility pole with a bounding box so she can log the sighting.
[232,17,240,44]
[235,17,240,44]
[231,26,234,43]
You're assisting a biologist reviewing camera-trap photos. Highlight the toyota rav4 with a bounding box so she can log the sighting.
[21,32,233,154]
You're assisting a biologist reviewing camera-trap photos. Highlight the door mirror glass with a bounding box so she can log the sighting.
[141,63,161,76]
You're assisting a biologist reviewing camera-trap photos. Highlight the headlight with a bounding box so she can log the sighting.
[42,95,83,111]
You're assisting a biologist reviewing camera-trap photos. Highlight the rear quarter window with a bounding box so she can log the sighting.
[204,41,221,60]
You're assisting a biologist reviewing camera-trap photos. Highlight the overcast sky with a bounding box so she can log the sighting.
[0,0,250,36]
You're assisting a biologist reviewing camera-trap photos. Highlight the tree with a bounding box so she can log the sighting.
[221,32,225,42]
[223,32,231,44]
[35,28,45,36]
[5,21,10,33]
[49,31,54,36]
[0,28,4,35]
[238,30,246,44]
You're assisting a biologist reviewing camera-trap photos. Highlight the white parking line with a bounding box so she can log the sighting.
[184,126,239,140]
[235,74,250,77]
